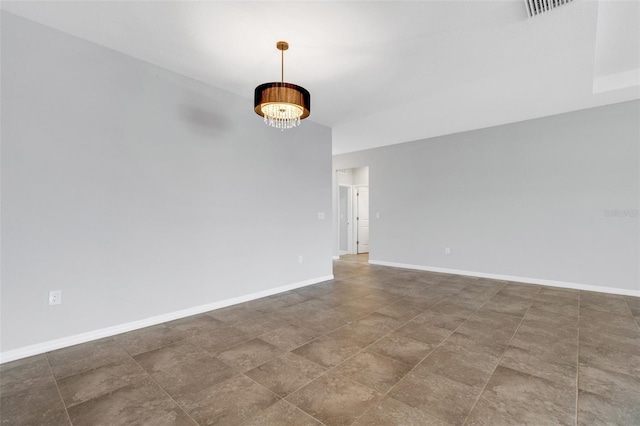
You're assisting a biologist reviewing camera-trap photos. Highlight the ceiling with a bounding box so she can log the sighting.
[2,1,639,154]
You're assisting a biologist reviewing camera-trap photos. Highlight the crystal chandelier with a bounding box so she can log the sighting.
[254,41,310,130]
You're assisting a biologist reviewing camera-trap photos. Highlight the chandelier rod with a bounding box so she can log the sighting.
[281,46,284,83]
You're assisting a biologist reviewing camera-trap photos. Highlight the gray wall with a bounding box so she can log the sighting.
[333,101,640,293]
[1,13,333,355]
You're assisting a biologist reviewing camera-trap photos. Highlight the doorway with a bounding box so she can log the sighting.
[336,166,369,255]
[338,185,352,255]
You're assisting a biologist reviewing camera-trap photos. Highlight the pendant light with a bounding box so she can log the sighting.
[254,41,310,130]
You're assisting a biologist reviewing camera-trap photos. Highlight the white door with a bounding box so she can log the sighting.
[357,186,369,254]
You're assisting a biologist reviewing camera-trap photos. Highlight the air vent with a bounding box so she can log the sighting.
[337,169,348,174]
[525,0,573,17]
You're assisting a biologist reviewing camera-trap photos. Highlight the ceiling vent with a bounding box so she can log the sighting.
[525,0,574,17]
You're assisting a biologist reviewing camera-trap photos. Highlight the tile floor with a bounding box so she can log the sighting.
[1,255,639,425]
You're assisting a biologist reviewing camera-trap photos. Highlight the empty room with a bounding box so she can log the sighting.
[1,1,638,425]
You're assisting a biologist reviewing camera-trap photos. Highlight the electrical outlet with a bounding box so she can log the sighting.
[318,212,326,220]
[298,255,303,264]
[376,212,381,219]
[445,247,451,255]
[49,290,62,305]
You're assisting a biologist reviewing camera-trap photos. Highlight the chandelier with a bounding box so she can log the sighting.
[254,41,310,130]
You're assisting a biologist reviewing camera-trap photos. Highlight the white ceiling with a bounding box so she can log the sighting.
[2,0,639,154]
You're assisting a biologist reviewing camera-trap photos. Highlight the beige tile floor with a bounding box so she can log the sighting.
[2,255,639,425]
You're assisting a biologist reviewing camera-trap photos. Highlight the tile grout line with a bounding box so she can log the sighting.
[277,279,475,424]
[188,315,284,360]
[349,281,511,426]
[259,288,429,361]
[238,372,330,426]
[377,282,509,424]
[460,285,543,426]
[227,283,422,424]
[201,295,368,358]
[175,328,325,426]
[46,338,167,420]
[206,294,363,357]
[117,329,191,359]
[627,297,640,331]
[44,353,74,425]
[175,332,282,424]
[116,324,220,426]
[42,337,134,383]
[173,298,361,425]
[272,298,436,422]
[127,353,203,426]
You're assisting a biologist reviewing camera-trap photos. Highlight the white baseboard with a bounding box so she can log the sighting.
[368,260,640,297]
[0,274,334,364]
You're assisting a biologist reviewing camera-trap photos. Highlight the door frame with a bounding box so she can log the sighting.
[337,184,353,255]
